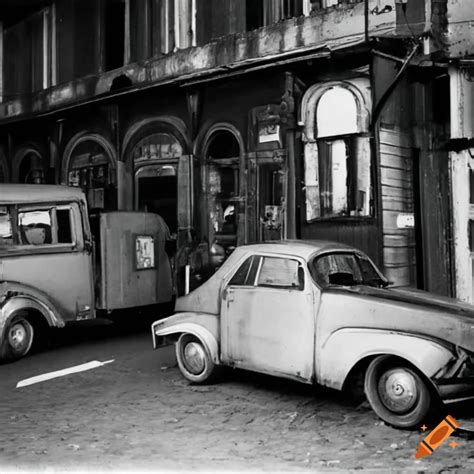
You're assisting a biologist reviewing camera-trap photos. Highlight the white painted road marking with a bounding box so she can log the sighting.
[16,359,115,388]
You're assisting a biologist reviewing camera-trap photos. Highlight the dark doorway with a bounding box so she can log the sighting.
[137,175,178,233]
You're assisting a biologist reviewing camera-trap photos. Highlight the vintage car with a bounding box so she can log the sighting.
[0,184,174,362]
[151,240,474,428]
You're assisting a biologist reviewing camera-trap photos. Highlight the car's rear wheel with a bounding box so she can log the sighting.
[1,313,34,362]
[364,355,432,429]
[176,333,216,384]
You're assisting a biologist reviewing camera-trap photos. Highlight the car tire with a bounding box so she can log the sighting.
[176,333,216,384]
[364,355,432,429]
[1,313,34,362]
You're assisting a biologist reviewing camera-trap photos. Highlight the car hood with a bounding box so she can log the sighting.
[338,285,474,351]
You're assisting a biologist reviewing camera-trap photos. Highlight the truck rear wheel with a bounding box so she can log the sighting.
[1,313,34,361]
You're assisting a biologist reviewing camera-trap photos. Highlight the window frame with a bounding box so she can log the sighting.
[302,81,373,223]
[0,203,79,255]
[312,132,372,220]
[227,253,306,291]
[309,250,388,289]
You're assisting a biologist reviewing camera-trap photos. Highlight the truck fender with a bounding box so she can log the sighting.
[0,295,64,338]
[152,319,220,364]
[317,328,455,391]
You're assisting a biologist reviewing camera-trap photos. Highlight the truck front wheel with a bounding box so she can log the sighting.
[1,313,34,361]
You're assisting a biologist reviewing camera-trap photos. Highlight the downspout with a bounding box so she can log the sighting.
[370,41,421,131]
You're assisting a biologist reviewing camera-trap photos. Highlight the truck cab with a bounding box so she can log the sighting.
[0,184,174,362]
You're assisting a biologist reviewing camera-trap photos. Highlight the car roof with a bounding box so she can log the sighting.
[0,184,86,204]
[237,240,357,260]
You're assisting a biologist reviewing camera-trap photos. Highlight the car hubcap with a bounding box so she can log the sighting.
[183,342,206,375]
[8,323,29,352]
[378,368,418,413]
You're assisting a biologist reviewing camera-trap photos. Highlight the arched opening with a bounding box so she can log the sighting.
[13,149,46,184]
[133,132,184,233]
[203,129,243,260]
[302,82,372,221]
[63,134,117,211]
[316,86,358,138]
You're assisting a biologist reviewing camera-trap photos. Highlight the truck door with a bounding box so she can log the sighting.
[0,202,95,321]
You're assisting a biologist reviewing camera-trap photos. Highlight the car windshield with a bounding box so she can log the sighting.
[309,252,387,288]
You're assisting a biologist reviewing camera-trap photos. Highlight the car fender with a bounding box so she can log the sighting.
[0,294,64,340]
[317,328,456,391]
[151,312,220,364]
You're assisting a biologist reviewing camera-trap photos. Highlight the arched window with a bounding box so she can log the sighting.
[204,129,243,254]
[64,134,117,211]
[303,83,371,220]
[133,132,184,233]
[13,149,46,184]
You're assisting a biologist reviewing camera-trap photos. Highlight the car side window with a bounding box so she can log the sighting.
[228,256,261,286]
[312,253,362,287]
[257,257,304,290]
[0,206,13,247]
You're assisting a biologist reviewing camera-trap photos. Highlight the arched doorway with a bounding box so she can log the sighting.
[202,126,245,257]
[62,133,117,211]
[13,147,46,184]
[132,132,183,233]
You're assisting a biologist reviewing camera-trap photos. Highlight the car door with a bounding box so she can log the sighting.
[221,253,315,381]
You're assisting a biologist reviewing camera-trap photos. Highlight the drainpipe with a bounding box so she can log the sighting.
[370,41,421,131]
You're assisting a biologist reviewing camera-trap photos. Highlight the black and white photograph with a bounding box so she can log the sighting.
[1,0,474,472]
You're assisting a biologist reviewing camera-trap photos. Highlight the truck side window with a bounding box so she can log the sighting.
[18,210,52,245]
[0,206,13,246]
[56,209,73,243]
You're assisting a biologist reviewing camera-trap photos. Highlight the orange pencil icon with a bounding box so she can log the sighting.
[415,415,459,459]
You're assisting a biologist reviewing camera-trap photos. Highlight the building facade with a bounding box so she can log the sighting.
[0,0,472,297]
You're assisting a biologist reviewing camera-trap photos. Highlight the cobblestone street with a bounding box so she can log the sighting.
[1,321,473,472]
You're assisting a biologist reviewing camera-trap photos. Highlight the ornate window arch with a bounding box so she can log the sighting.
[62,132,117,210]
[12,146,46,184]
[198,123,245,254]
[300,79,372,221]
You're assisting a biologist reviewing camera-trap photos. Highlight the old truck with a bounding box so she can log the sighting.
[0,184,175,362]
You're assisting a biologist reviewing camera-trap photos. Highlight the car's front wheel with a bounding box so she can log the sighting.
[175,333,216,384]
[364,355,432,429]
[1,313,34,362]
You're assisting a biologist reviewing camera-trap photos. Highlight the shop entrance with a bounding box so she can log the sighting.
[135,166,178,233]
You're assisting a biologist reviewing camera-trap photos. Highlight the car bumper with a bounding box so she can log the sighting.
[436,377,474,400]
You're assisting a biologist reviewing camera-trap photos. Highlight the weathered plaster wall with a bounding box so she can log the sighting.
[0,0,394,122]
[432,0,474,58]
